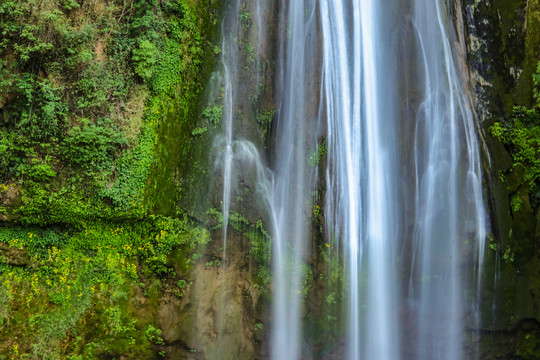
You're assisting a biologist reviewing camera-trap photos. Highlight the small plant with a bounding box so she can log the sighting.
[205,257,222,268]
[488,235,497,251]
[240,11,250,29]
[132,40,158,82]
[308,143,327,167]
[256,109,274,136]
[326,292,337,305]
[145,325,165,345]
[191,126,208,136]
[511,194,523,213]
[58,0,80,10]
[177,279,187,289]
[503,246,515,263]
[202,105,223,125]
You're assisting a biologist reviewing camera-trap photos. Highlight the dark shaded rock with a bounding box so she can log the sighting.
[507,163,526,192]
[462,2,540,359]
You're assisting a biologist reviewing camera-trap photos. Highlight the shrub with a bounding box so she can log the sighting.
[62,121,127,173]
[132,39,158,82]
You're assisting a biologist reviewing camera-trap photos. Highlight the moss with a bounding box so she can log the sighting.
[145,0,225,217]
[0,0,227,227]
[0,214,209,358]
[506,163,527,192]
[515,0,540,106]
[516,328,540,358]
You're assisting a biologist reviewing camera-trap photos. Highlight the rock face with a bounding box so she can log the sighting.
[462,0,540,357]
[159,231,269,360]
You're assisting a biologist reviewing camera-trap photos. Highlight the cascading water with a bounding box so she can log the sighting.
[211,1,275,358]
[320,0,399,359]
[410,1,487,358]
[320,0,486,358]
[211,0,487,358]
[270,2,321,358]
[213,1,321,358]
[219,0,238,255]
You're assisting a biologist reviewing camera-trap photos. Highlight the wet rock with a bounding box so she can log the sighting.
[159,230,269,359]
[462,2,540,358]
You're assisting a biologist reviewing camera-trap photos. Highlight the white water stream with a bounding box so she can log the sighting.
[411,1,487,358]
[320,1,399,358]
[213,0,487,359]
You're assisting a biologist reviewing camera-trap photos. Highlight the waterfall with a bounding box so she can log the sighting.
[212,1,275,358]
[318,0,486,357]
[212,0,487,358]
[220,0,238,256]
[321,0,399,358]
[411,1,487,358]
[270,2,320,358]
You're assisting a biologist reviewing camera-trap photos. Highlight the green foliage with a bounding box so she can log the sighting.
[132,39,158,82]
[240,10,251,30]
[14,156,57,182]
[62,121,127,174]
[490,63,540,209]
[202,105,223,125]
[1,0,222,222]
[511,193,523,213]
[100,95,161,210]
[13,25,53,65]
[256,109,274,137]
[245,219,272,288]
[192,126,208,136]
[490,105,540,207]
[326,292,337,305]
[319,241,344,326]
[491,106,540,173]
[301,263,314,297]
[503,246,516,263]
[488,235,497,251]
[238,39,255,67]
[10,75,67,140]
[58,0,80,10]
[204,209,271,287]
[205,257,222,267]
[177,279,187,289]
[533,61,540,106]
[75,61,133,115]
[308,142,328,167]
[0,214,209,357]
[145,325,165,346]
[0,0,224,356]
